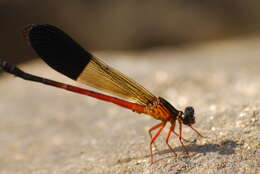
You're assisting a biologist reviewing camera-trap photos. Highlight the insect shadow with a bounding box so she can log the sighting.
[117,139,240,164]
[159,139,239,156]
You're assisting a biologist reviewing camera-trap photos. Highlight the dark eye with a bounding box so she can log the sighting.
[185,107,194,116]
[183,106,195,125]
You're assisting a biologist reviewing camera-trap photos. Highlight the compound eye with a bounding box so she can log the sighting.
[185,106,194,116]
[183,106,195,125]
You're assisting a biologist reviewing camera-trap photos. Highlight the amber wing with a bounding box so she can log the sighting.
[77,56,155,105]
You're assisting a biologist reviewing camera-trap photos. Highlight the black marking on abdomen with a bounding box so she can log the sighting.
[26,24,92,80]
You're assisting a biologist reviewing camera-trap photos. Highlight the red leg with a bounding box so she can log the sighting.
[189,125,205,138]
[150,122,166,164]
[170,120,189,142]
[165,121,177,157]
[172,130,190,142]
[148,122,164,151]
[178,121,189,155]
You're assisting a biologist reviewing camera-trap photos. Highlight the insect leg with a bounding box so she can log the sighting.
[165,121,177,157]
[178,120,189,155]
[148,122,165,151]
[149,122,166,164]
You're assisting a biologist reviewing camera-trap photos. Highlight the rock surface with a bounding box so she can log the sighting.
[0,37,259,173]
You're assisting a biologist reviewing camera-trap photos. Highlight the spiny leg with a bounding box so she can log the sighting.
[150,122,166,164]
[148,122,164,151]
[189,125,205,138]
[178,120,189,155]
[165,121,177,157]
[172,130,190,142]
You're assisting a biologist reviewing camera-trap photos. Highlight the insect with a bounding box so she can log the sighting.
[0,24,203,163]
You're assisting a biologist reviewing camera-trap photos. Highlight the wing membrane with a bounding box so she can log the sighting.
[77,56,155,105]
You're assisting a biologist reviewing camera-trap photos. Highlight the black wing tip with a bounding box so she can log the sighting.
[25,24,62,41]
[23,24,33,45]
[23,24,92,80]
[24,24,55,32]
[23,24,54,46]
[23,24,45,38]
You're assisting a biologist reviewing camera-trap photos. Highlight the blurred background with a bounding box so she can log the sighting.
[0,2,260,172]
[0,0,260,63]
